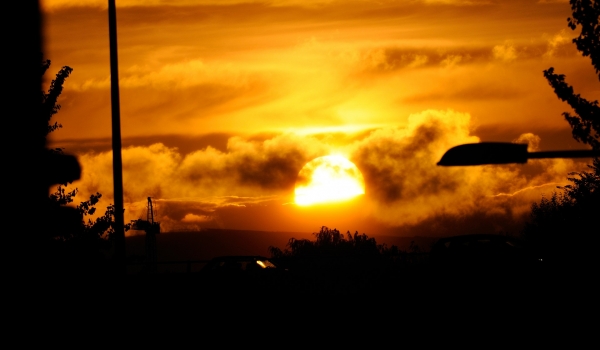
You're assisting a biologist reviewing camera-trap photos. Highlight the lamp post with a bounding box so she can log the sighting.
[109,0,126,273]
[437,142,600,166]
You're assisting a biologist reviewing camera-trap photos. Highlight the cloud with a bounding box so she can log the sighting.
[178,134,328,193]
[513,132,541,151]
[351,109,478,203]
[181,213,212,223]
[347,110,582,226]
[61,108,589,235]
[42,0,270,10]
[75,60,256,91]
[66,134,329,231]
[403,84,524,103]
[422,0,492,4]
[42,0,495,10]
[440,54,465,68]
[349,42,562,76]
[43,0,586,145]
[493,42,518,63]
[351,47,486,74]
[543,29,574,59]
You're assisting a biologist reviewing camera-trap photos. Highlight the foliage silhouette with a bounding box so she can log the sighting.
[43,58,129,271]
[42,59,72,138]
[269,226,381,259]
[268,226,425,275]
[524,168,599,264]
[524,1,599,267]
[543,0,599,150]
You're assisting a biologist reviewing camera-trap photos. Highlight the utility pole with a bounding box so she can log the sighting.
[109,0,126,274]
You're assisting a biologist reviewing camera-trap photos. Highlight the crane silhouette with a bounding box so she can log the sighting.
[131,197,160,273]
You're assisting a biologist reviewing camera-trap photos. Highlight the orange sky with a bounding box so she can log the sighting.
[42,0,598,237]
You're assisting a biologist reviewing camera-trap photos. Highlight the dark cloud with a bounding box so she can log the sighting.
[351,111,473,203]
[403,83,525,103]
[353,131,463,203]
[358,47,491,73]
[50,133,233,155]
[344,109,588,227]
[235,146,309,189]
[68,110,588,233]
[355,41,579,76]
[177,134,328,192]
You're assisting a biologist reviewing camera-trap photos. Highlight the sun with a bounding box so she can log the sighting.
[294,155,365,206]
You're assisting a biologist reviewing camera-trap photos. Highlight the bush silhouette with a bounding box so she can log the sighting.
[42,58,129,273]
[524,1,599,268]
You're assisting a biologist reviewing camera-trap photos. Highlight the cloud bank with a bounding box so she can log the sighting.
[63,109,585,235]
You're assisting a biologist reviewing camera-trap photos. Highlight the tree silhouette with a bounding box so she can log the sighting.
[524,1,599,267]
[43,58,128,271]
[267,226,426,274]
[543,0,599,150]
[269,226,382,259]
[42,59,72,138]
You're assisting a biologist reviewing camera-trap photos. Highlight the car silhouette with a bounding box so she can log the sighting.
[429,234,538,273]
[198,256,290,290]
[201,255,279,273]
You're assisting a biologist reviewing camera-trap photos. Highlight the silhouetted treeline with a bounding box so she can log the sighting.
[523,0,599,271]
[42,58,128,275]
[522,165,599,268]
[268,226,426,274]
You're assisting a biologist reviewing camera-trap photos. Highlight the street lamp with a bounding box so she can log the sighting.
[109,0,126,272]
[437,142,600,166]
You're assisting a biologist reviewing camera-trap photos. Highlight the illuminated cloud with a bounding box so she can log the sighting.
[42,0,594,236]
[42,0,497,9]
[63,109,587,235]
[42,0,277,9]
[181,213,212,223]
[422,0,491,4]
[493,42,518,63]
[440,54,465,68]
[177,134,329,193]
[351,110,479,204]
[348,110,582,226]
[75,60,255,91]
[66,134,329,232]
[513,133,541,151]
[543,30,574,59]
[43,0,590,143]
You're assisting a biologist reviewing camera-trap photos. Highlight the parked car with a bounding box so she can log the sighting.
[201,255,279,273]
[199,255,289,285]
[429,234,538,272]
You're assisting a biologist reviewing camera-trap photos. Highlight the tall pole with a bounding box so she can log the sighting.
[109,0,126,274]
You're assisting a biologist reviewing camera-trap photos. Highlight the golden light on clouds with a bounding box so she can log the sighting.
[62,108,587,236]
[41,0,597,236]
[295,155,365,206]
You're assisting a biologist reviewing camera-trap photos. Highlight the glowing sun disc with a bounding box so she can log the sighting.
[295,155,365,206]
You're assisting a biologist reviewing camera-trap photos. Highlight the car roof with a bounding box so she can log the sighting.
[434,234,521,244]
[208,255,270,261]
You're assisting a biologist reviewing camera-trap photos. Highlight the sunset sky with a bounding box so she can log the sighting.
[42,0,598,237]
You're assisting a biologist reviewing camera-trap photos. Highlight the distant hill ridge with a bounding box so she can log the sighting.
[126,228,440,262]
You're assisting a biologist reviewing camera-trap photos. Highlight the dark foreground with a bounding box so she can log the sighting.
[10,261,594,339]
[19,261,595,318]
